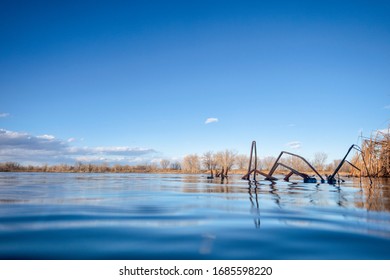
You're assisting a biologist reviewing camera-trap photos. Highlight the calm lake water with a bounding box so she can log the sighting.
[0,172,389,260]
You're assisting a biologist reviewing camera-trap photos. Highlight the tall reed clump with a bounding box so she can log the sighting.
[351,127,390,177]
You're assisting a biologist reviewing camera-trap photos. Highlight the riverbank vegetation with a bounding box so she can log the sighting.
[351,128,390,177]
[0,149,358,176]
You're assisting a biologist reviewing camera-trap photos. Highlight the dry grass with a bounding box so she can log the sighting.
[351,127,390,177]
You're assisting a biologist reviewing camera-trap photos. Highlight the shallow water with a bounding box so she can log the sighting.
[0,172,389,259]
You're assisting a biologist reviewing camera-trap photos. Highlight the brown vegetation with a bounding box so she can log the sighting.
[351,129,390,177]
[0,161,180,173]
[182,149,238,177]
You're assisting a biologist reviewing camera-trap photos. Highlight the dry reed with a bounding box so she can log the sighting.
[352,127,390,177]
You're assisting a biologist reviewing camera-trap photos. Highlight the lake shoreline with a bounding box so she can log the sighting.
[0,168,371,179]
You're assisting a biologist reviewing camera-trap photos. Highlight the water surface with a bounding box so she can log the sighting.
[0,172,389,259]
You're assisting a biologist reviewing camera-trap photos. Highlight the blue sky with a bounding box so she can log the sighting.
[1,0,389,166]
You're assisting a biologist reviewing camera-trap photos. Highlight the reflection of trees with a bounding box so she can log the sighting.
[357,178,390,212]
[181,175,241,194]
[180,175,390,213]
[182,175,202,184]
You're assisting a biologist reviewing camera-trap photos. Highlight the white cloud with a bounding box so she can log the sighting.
[288,124,296,127]
[37,134,55,140]
[384,105,390,109]
[205,117,218,124]
[0,128,156,165]
[74,156,108,162]
[286,141,302,149]
[67,137,76,143]
[0,113,10,118]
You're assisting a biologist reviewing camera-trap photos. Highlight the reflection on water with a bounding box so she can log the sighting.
[0,172,389,259]
[242,177,390,213]
[358,179,390,212]
[248,188,261,228]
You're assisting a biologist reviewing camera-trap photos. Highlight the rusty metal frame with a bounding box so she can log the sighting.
[242,141,277,181]
[242,141,372,185]
[327,144,372,184]
[267,151,325,183]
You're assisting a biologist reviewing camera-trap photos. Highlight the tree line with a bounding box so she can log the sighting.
[0,161,181,173]
[0,149,353,176]
[181,150,351,177]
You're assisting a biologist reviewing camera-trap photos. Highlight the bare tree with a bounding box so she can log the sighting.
[235,154,249,170]
[261,156,276,171]
[147,163,158,172]
[327,159,351,173]
[0,162,21,172]
[170,161,181,170]
[182,154,200,173]
[202,151,217,178]
[160,159,170,170]
[312,152,328,172]
[215,149,237,177]
[280,155,308,172]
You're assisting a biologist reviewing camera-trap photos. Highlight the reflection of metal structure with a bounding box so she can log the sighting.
[327,144,372,185]
[268,151,325,183]
[248,187,260,228]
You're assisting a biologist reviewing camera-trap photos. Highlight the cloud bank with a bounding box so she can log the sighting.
[0,128,156,165]
[205,118,218,124]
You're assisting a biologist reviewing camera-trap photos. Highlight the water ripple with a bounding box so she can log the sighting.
[0,173,389,259]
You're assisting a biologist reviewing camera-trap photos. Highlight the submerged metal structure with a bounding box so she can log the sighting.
[241,141,323,183]
[241,141,277,181]
[242,141,372,185]
[327,144,372,184]
[267,151,325,183]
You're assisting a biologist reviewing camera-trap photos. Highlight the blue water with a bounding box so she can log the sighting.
[0,172,389,259]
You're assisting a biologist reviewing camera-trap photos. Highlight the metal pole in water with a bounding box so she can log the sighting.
[253,141,257,182]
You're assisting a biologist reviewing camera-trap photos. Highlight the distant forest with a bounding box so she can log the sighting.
[0,161,177,174]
